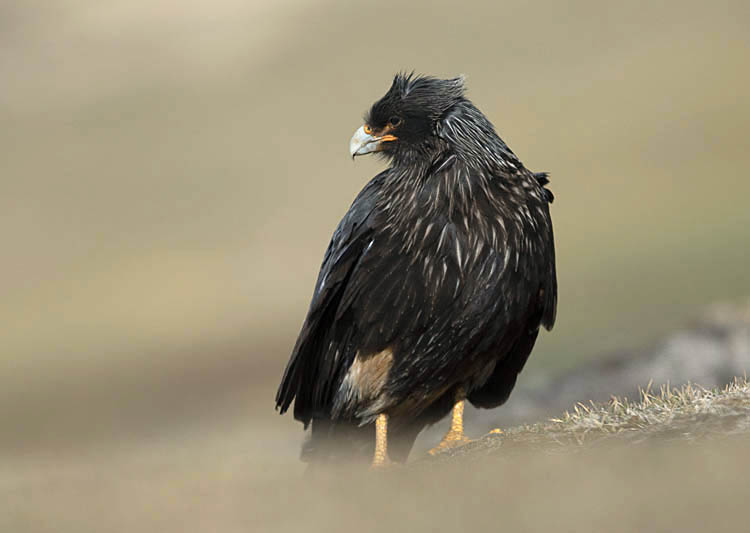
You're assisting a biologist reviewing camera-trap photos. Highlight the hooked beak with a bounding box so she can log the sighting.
[349,125,398,158]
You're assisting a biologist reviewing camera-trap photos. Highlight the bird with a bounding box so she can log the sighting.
[275,73,557,467]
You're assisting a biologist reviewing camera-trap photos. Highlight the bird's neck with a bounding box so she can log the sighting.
[379,151,489,228]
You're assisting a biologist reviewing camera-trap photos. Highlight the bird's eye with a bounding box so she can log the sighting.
[388,117,402,127]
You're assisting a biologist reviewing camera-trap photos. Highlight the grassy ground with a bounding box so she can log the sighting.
[428,377,750,461]
[5,378,748,533]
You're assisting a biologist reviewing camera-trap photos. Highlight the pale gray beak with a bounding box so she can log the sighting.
[349,125,380,158]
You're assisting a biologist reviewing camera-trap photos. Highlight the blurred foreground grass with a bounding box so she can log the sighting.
[4,379,750,533]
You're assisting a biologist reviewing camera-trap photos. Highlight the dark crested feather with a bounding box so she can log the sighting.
[276,73,557,462]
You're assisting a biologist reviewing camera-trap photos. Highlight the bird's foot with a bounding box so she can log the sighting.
[428,430,473,455]
[369,456,392,470]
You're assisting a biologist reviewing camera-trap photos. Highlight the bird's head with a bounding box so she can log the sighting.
[349,73,466,162]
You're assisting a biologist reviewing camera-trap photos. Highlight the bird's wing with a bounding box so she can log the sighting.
[275,165,456,425]
[275,172,385,426]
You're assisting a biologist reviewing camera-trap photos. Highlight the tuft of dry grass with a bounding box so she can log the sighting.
[549,376,750,436]
[428,377,750,460]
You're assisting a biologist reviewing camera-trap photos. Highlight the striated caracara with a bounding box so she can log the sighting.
[276,73,557,467]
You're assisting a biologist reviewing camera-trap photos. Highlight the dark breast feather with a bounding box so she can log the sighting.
[376,162,557,415]
[466,170,557,408]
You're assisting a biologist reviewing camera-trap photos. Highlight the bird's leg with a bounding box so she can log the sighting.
[370,413,390,468]
[428,387,473,455]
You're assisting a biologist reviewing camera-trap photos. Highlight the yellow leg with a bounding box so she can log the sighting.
[428,388,473,455]
[370,413,389,468]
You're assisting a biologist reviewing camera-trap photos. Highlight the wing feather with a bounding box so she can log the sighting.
[275,173,384,425]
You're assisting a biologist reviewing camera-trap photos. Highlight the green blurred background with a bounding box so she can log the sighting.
[2,0,750,513]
